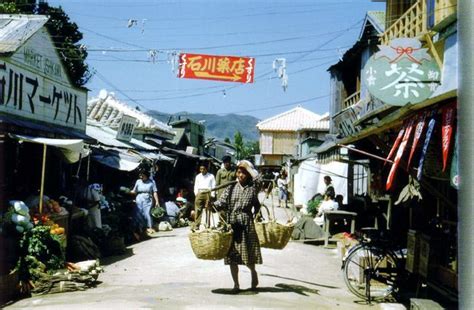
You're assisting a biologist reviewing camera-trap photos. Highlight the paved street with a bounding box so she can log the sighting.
[5,196,405,309]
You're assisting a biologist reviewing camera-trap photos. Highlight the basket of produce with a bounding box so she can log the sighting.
[255,205,294,250]
[188,194,232,260]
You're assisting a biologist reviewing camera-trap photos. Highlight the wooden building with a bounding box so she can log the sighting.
[256,106,329,166]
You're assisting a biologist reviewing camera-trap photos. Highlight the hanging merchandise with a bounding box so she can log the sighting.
[384,127,405,166]
[407,112,427,168]
[386,119,414,190]
[450,130,459,189]
[441,103,456,172]
[417,117,436,181]
[272,58,288,91]
[148,49,158,64]
[127,19,138,28]
[167,51,179,74]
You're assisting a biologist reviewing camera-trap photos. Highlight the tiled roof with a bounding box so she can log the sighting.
[0,14,48,54]
[256,106,330,131]
[87,90,174,136]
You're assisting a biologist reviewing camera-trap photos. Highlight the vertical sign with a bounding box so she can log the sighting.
[116,115,138,142]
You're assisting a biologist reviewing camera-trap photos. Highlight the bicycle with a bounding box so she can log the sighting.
[341,228,405,303]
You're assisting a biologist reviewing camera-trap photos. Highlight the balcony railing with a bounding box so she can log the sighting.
[380,0,427,45]
[342,90,360,110]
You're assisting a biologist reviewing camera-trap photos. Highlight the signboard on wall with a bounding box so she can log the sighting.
[362,38,441,106]
[0,28,87,132]
[116,115,138,142]
[178,53,255,83]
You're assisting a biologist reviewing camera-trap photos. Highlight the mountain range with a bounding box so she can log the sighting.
[146,111,261,142]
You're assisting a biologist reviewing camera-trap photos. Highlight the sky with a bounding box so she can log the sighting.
[48,0,385,120]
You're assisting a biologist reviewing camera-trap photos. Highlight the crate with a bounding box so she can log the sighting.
[436,265,458,291]
[410,298,443,309]
[418,234,439,278]
[406,230,420,273]
[0,270,19,304]
[50,212,69,236]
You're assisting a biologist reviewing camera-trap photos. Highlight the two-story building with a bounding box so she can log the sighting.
[256,106,329,167]
[322,0,458,303]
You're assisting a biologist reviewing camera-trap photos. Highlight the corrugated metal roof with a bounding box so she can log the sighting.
[86,120,157,151]
[0,14,48,54]
[87,90,175,136]
[256,106,330,131]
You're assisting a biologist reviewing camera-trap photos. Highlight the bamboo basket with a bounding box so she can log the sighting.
[188,193,233,260]
[256,203,294,250]
[188,229,233,260]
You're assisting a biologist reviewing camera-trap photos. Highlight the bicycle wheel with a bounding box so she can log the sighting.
[343,244,399,301]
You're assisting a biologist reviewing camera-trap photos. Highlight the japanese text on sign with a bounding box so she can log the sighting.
[0,60,86,132]
[362,38,441,106]
[178,53,255,83]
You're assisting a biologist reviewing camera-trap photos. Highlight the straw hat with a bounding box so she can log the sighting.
[236,160,258,179]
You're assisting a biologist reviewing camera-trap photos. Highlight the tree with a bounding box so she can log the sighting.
[233,131,259,160]
[38,3,92,87]
[234,131,244,160]
[0,1,20,13]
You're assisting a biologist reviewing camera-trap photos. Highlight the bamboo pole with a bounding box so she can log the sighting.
[39,144,47,214]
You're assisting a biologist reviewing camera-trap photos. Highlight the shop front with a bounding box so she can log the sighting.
[327,33,459,303]
[0,15,92,301]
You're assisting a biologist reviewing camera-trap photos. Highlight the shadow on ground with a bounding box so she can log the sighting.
[100,248,134,265]
[212,283,319,296]
[261,273,339,289]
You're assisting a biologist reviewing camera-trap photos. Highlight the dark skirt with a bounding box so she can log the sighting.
[224,211,262,266]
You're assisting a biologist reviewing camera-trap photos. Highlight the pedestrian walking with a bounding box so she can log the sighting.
[277,170,289,208]
[193,162,216,229]
[130,170,160,239]
[213,160,262,292]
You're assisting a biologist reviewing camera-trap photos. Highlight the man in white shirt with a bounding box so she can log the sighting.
[193,163,216,229]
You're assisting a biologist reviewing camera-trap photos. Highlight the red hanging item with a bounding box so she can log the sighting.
[386,119,415,190]
[384,127,405,166]
[441,104,456,172]
[407,112,426,168]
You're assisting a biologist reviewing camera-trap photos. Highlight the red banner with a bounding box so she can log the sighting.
[384,127,405,166]
[407,113,426,168]
[441,104,456,172]
[386,119,414,190]
[178,53,255,83]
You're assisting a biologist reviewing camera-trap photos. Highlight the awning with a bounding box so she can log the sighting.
[9,134,84,153]
[161,146,207,160]
[91,147,141,171]
[0,115,93,141]
[8,133,89,163]
[129,150,174,162]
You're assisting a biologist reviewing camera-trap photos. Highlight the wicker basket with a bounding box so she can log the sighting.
[255,205,294,249]
[256,221,294,249]
[189,229,233,260]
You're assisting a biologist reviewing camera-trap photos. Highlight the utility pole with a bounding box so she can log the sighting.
[458,1,473,308]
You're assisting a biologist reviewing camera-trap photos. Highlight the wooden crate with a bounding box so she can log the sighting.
[436,265,458,291]
[406,230,420,273]
[418,234,440,278]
